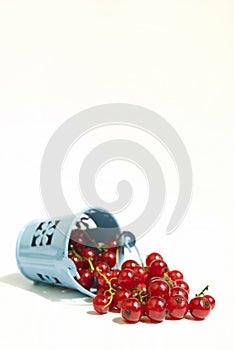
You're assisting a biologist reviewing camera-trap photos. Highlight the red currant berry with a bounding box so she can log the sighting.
[78,269,95,290]
[174,280,190,293]
[120,297,144,323]
[189,296,211,320]
[132,265,149,284]
[93,294,110,314]
[145,252,163,267]
[117,268,137,289]
[96,271,112,289]
[149,259,168,278]
[147,278,171,300]
[99,250,116,269]
[70,255,84,270]
[204,295,215,310]
[166,295,189,319]
[170,286,189,300]
[121,259,139,270]
[94,261,110,278]
[145,296,167,322]
[108,269,120,289]
[167,270,184,281]
[80,248,98,268]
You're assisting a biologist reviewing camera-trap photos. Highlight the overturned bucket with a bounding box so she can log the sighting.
[16,207,135,297]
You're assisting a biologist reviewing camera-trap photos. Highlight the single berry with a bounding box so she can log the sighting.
[94,261,110,278]
[149,259,168,278]
[120,297,144,323]
[117,268,138,289]
[93,294,110,314]
[166,295,189,319]
[167,270,184,281]
[121,259,139,270]
[189,296,211,320]
[99,251,116,269]
[147,278,171,300]
[146,252,163,267]
[204,295,215,310]
[78,269,95,290]
[70,255,84,270]
[145,296,167,322]
[80,248,98,268]
[132,265,149,284]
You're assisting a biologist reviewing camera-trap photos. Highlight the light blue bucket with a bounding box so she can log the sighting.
[16,208,125,297]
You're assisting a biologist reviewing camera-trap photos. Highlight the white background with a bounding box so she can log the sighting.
[0,1,234,349]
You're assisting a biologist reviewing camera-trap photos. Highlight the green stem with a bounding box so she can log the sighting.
[134,286,148,305]
[163,272,174,287]
[196,285,209,297]
[96,267,116,308]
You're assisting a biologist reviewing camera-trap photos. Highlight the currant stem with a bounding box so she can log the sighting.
[71,247,83,260]
[96,267,116,308]
[134,286,148,305]
[196,285,209,297]
[163,272,174,287]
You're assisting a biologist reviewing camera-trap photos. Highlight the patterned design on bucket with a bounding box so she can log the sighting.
[36,273,62,284]
[31,220,60,247]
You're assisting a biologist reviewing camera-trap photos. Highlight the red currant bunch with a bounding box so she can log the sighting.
[68,231,215,324]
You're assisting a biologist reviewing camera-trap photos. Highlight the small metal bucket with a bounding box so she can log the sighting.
[16,208,126,297]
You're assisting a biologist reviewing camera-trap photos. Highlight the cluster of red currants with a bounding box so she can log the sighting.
[68,231,215,323]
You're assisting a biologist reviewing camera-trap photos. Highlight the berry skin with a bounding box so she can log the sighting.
[117,268,137,289]
[132,265,149,284]
[78,269,95,290]
[121,298,144,323]
[96,271,112,289]
[204,295,215,310]
[93,261,110,278]
[107,269,120,289]
[121,259,139,270]
[147,278,171,300]
[145,296,167,322]
[113,288,132,311]
[70,255,84,270]
[168,270,184,281]
[99,251,116,269]
[146,252,163,267]
[93,295,110,314]
[170,286,189,300]
[174,280,190,294]
[149,259,168,278]
[80,248,98,268]
[189,297,211,320]
[166,295,189,319]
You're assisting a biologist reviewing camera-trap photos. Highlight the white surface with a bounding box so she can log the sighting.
[0,1,234,350]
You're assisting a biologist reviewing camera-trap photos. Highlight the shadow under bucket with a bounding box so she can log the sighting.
[16,208,127,297]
